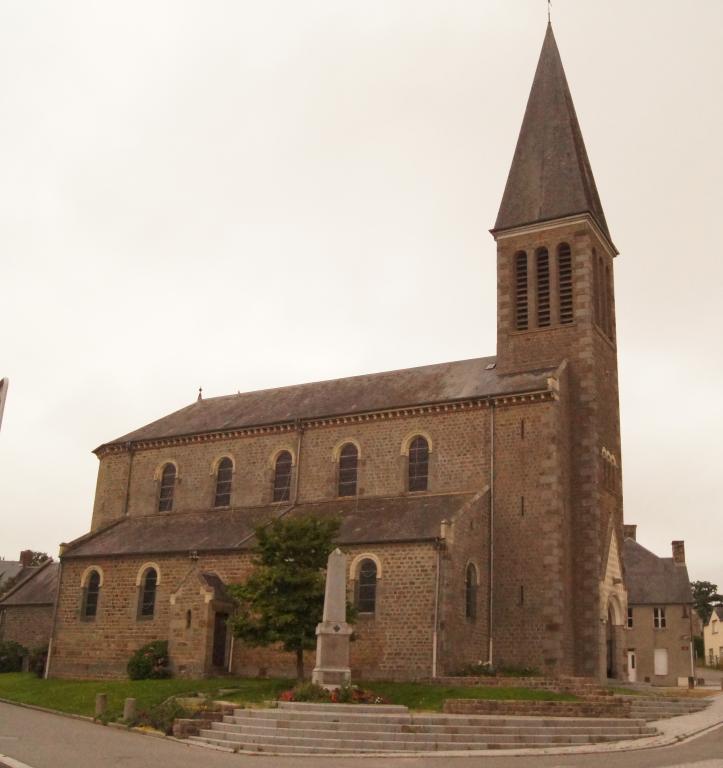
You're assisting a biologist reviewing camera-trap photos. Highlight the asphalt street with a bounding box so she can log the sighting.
[1,701,722,768]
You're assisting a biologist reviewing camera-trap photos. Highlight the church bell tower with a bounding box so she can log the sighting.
[491,24,625,678]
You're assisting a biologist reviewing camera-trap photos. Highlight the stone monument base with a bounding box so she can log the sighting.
[311,620,352,689]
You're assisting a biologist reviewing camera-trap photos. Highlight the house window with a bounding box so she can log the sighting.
[536,248,550,327]
[712,619,718,634]
[338,443,358,497]
[214,457,233,508]
[654,607,666,629]
[514,251,529,330]
[139,568,158,619]
[82,570,101,620]
[465,564,478,620]
[627,607,633,628]
[558,243,573,324]
[158,463,176,512]
[356,559,377,614]
[407,436,429,492]
[273,451,293,502]
[654,648,669,676]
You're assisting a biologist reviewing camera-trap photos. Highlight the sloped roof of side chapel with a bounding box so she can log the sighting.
[494,24,612,243]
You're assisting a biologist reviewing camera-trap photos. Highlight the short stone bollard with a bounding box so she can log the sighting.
[123,697,137,722]
[95,693,107,718]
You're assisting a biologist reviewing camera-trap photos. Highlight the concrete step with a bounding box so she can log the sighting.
[276,701,407,714]
[232,708,641,729]
[222,714,654,737]
[192,730,651,754]
[209,722,653,744]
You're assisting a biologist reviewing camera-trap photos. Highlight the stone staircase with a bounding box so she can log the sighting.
[188,701,657,754]
[623,696,711,722]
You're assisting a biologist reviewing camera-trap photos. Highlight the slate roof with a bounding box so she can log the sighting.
[0,561,25,587]
[61,492,486,558]
[494,24,612,244]
[101,358,557,450]
[0,561,59,607]
[623,538,693,605]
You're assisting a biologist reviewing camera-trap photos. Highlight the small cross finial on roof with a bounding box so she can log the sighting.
[548,0,551,23]
[197,387,203,401]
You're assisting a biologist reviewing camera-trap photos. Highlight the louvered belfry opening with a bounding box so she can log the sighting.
[214,457,233,507]
[558,243,573,324]
[536,248,551,327]
[338,443,358,497]
[514,251,529,330]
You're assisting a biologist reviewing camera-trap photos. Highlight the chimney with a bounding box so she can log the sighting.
[672,540,686,565]
[623,524,637,541]
[19,550,33,567]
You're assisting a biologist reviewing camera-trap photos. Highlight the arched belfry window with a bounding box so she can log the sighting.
[465,563,478,620]
[158,463,176,512]
[139,567,158,619]
[214,457,233,508]
[557,243,573,324]
[408,436,429,492]
[536,248,550,327]
[514,251,529,330]
[356,558,377,614]
[273,451,293,502]
[82,570,101,620]
[338,443,358,497]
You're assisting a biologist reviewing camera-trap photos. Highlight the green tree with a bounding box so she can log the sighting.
[29,552,51,566]
[228,516,341,681]
[691,580,723,625]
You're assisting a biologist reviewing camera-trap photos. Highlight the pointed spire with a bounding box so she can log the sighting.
[494,25,611,242]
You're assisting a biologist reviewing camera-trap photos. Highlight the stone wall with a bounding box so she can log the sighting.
[443,698,630,718]
[0,605,54,650]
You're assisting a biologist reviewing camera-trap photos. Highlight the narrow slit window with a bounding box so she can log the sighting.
[605,264,614,340]
[338,443,358,497]
[558,243,573,324]
[158,463,176,512]
[465,564,478,619]
[408,436,429,492]
[357,559,377,614]
[214,457,233,508]
[536,248,551,327]
[273,451,293,502]
[514,251,529,330]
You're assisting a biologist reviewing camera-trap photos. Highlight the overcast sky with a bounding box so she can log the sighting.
[1,1,722,590]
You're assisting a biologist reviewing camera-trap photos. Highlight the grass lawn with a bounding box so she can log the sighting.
[0,673,291,721]
[0,674,575,719]
[367,682,576,711]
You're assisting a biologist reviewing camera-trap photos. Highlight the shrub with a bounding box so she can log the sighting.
[277,681,388,705]
[0,640,27,673]
[134,698,188,735]
[126,640,171,680]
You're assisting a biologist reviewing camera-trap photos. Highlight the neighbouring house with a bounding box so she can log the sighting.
[703,606,723,668]
[0,550,38,597]
[623,526,694,686]
[47,23,631,682]
[0,560,60,651]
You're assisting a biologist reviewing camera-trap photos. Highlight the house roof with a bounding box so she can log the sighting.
[0,561,25,586]
[61,492,486,558]
[623,538,693,605]
[494,24,612,244]
[0,561,59,607]
[710,606,723,624]
[100,357,558,450]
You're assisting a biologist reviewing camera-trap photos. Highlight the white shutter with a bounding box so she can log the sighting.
[654,648,668,676]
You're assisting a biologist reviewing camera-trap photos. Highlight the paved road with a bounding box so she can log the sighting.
[1,701,722,768]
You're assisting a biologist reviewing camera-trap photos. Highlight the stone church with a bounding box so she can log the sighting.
[47,24,629,682]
